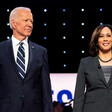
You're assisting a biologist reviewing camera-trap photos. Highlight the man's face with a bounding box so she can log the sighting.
[12,9,33,40]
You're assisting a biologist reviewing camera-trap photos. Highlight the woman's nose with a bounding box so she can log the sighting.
[103,36,108,40]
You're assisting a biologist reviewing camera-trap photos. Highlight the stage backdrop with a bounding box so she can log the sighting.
[50,73,77,106]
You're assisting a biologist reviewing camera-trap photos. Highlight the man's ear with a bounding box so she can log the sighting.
[11,19,16,29]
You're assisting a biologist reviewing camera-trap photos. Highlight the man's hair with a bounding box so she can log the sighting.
[9,7,31,29]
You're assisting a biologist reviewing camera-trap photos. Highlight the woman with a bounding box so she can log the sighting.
[73,24,112,112]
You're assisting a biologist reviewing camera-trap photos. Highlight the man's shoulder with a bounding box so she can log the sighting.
[0,40,9,46]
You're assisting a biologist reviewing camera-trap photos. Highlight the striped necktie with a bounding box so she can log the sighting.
[16,42,25,79]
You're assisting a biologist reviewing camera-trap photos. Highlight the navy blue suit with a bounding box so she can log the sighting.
[0,38,53,112]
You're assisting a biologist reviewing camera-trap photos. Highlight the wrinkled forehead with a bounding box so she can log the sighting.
[17,9,32,15]
[16,9,33,20]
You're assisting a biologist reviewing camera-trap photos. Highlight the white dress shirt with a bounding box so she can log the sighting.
[12,35,29,73]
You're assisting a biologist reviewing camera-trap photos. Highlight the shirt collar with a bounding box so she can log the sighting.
[11,35,28,47]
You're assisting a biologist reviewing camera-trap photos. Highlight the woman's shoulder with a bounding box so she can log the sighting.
[81,56,97,62]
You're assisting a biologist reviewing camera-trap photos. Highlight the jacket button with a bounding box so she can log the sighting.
[105,92,107,95]
[21,95,24,98]
[21,95,24,103]
[21,95,24,100]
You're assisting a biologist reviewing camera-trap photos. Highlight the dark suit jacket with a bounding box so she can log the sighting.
[0,38,53,112]
[73,56,112,112]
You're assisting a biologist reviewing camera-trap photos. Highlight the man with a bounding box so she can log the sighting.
[0,7,53,112]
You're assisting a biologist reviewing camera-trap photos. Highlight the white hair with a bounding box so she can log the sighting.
[9,7,31,29]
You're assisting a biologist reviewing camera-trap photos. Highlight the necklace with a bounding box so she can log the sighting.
[98,56,112,63]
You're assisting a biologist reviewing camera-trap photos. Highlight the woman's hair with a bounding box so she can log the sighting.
[89,24,112,56]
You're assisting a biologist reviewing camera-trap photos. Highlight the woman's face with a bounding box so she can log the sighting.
[98,27,112,53]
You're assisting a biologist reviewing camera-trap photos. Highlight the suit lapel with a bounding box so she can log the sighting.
[4,39,35,80]
[92,56,108,87]
[4,39,19,75]
[25,41,34,77]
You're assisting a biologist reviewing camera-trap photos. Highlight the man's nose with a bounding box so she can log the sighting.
[27,20,33,27]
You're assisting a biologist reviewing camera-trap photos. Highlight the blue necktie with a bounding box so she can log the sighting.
[16,42,25,79]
